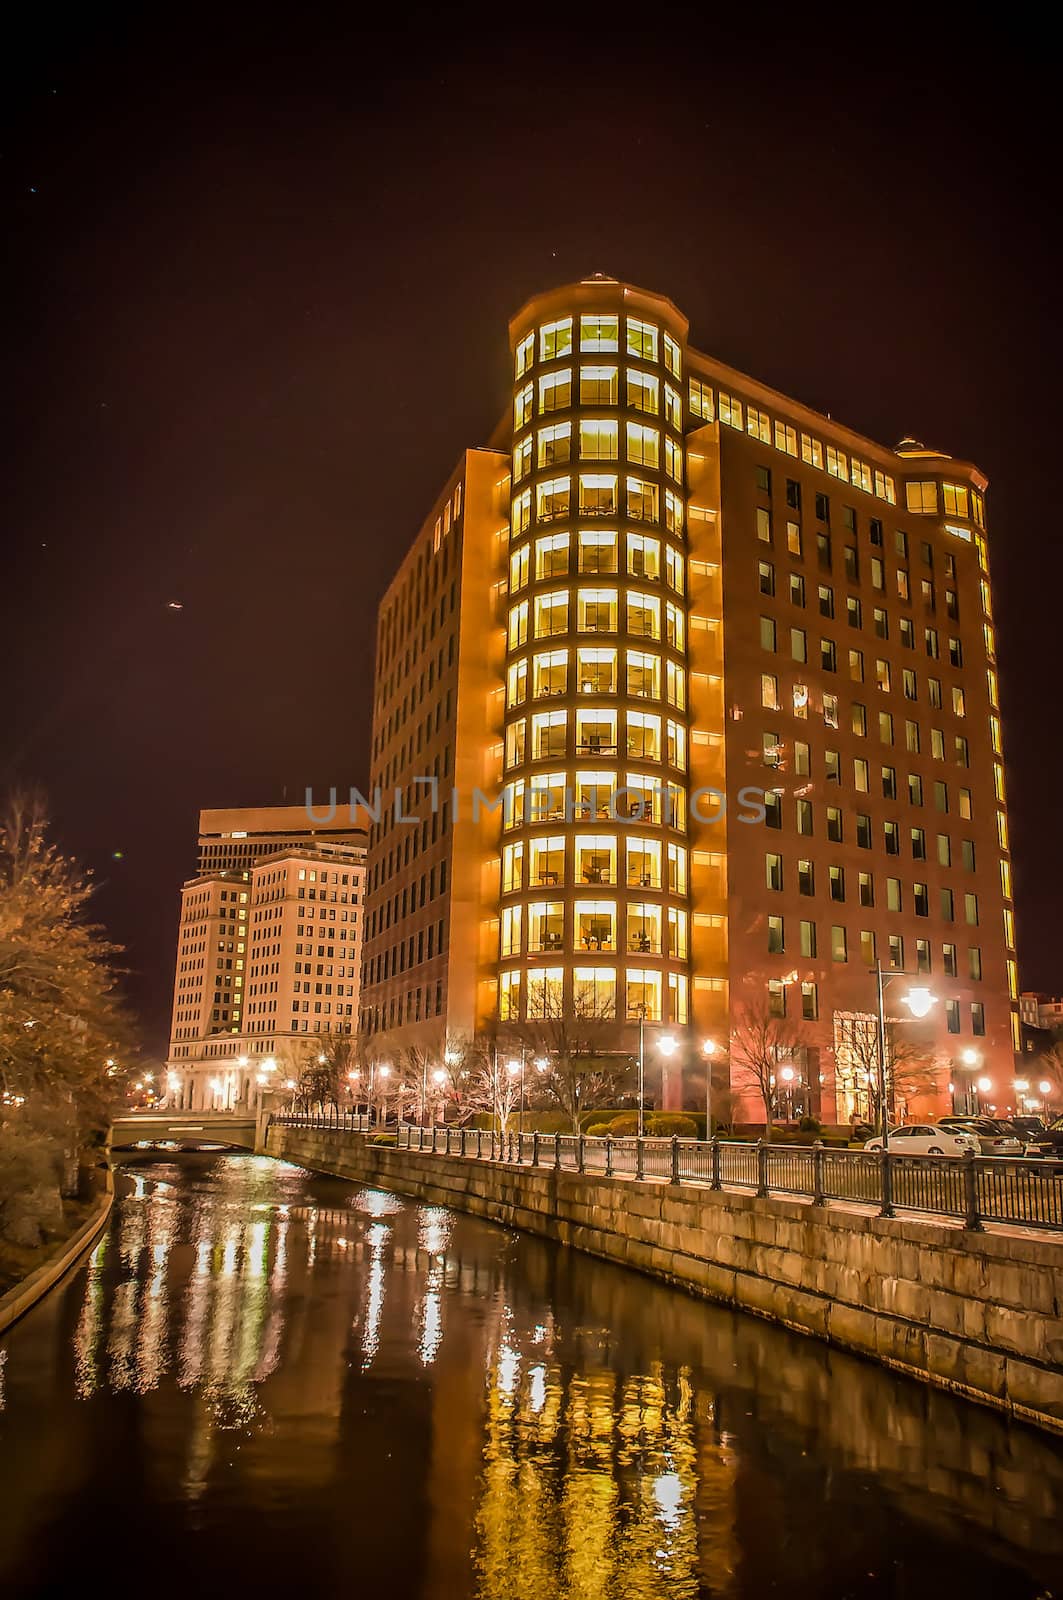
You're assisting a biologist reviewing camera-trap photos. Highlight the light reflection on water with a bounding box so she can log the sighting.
[0,1152,1059,1600]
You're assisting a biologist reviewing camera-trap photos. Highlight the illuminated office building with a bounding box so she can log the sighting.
[359,278,1016,1119]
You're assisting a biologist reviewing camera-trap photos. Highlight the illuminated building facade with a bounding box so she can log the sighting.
[359,278,1016,1120]
[166,805,367,1108]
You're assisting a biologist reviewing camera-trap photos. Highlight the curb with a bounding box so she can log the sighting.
[0,1168,114,1337]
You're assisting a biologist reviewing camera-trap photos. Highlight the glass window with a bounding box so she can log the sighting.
[526,967,564,1020]
[535,532,570,579]
[626,968,662,1021]
[580,365,618,404]
[576,645,617,694]
[539,319,573,361]
[626,318,658,360]
[627,368,659,414]
[539,369,572,412]
[579,419,618,460]
[534,591,569,637]
[533,647,568,699]
[580,314,619,351]
[580,473,618,516]
[528,901,564,954]
[578,529,618,573]
[575,834,617,887]
[626,421,660,467]
[537,420,571,467]
[537,475,570,523]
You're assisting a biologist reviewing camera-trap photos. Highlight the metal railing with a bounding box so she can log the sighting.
[384,1126,1063,1232]
[273,1109,372,1133]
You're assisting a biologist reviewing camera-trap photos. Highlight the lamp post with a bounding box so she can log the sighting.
[378,1064,391,1126]
[872,963,936,1145]
[1039,1079,1052,1119]
[701,1039,717,1137]
[506,1047,527,1130]
[637,1004,646,1137]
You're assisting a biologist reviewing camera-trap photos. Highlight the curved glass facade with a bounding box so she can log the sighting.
[498,289,691,1027]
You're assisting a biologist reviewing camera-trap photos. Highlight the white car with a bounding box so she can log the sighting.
[863,1124,979,1157]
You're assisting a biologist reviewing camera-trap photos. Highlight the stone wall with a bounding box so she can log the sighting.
[265,1123,1063,1433]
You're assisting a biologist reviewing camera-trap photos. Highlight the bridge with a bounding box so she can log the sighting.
[110,1110,260,1152]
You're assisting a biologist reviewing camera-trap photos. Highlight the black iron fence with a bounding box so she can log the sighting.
[378,1124,1063,1233]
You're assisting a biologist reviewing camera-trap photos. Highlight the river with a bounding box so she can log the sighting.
[0,1152,1060,1598]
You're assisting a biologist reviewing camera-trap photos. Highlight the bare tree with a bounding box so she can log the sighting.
[832,1011,943,1129]
[517,980,630,1132]
[729,1001,808,1140]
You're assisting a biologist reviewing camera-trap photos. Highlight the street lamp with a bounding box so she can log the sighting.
[1039,1079,1053,1118]
[507,1050,526,1130]
[871,962,937,1143]
[702,1039,717,1137]
[378,1063,391,1126]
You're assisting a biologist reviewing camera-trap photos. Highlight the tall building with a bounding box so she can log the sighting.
[359,277,1016,1123]
[166,805,367,1109]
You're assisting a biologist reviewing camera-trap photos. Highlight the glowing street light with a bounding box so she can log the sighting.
[901,987,936,1020]
[871,961,937,1143]
[701,1039,719,1137]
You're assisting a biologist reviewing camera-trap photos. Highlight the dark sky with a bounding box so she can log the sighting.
[4,12,1060,1055]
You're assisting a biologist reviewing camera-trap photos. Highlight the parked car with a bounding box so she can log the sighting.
[1009,1114,1063,1156]
[938,1116,1024,1156]
[863,1124,979,1156]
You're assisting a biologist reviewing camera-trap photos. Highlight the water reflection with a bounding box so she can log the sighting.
[0,1153,1059,1600]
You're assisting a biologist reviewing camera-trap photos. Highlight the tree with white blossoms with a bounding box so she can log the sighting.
[0,793,136,1243]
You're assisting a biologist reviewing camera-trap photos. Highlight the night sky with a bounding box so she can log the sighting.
[4,14,1059,1056]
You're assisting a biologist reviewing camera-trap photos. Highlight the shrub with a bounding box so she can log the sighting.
[585,1122,613,1138]
[646,1113,698,1138]
[0,1125,65,1248]
[798,1114,822,1135]
[608,1113,641,1137]
[369,1132,395,1146]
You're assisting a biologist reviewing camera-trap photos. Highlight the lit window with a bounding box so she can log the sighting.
[575,707,617,757]
[627,590,661,639]
[536,476,570,523]
[627,368,659,414]
[663,333,681,378]
[626,317,658,360]
[509,542,529,591]
[514,382,533,429]
[626,967,662,1021]
[533,591,568,637]
[539,368,572,412]
[499,969,521,1021]
[527,900,564,953]
[689,376,714,421]
[515,331,534,378]
[574,965,617,1015]
[627,531,660,578]
[504,719,525,769]
[667,841,688,894]
[511,488,531,537]
[774,420,798,456]
[526,967,564,1020]
[539,318,572,361]
[580,366,618,405]
[580,314,619,351]
[905,481,939,514]
[513,434,532,482]
[668,972,689,1024]
[626,709,661,760]
[826,445,849,482]
[578,529,617,573]
[575,645,615,694]
[500,904,522,958]
[665,546,684,594]
[747,405,771,444]
[506,658,527,708]
[537,420,571,467]
[626,421,660,467]
[626,648,661,699]
[533,648,568,699]
[575,833,617,887]
[719,391,743,429]
[851,459,872,493]
[942,483,969,517]
[529,835,565,887]
[579,419,619,460]
[501,841,524,893]
[664,384,682,429]
[801,434,824,468]
[580,473,618,516]
[575,900,617,951]
[535,532,570,579]
[626,475,659,522]
[508,600,529,649]
[665,436,683,483]
[664,488,683,535]
[577,587,619,634]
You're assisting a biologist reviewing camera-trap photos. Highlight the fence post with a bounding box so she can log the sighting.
[878,1145,895,1219]
[554,1131,562,1170]
[636,1137,644,1181]
[962,1148,984,1232]
[756,1139,769,1198]
[710,1134,722,1191]
[532,1130,540,1167]
[812,1139,825,1207]
[577,1134,585,1174]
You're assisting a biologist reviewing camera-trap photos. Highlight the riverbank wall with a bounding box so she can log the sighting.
[0,1168,113,1337]
[266,1123,1063,1434]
